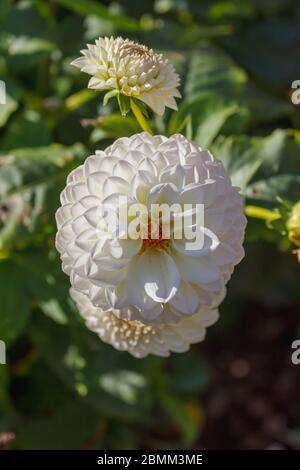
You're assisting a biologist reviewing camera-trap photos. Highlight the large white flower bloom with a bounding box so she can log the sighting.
[56,132,246,332]
[71,36,181,116]
[70,288,219,358]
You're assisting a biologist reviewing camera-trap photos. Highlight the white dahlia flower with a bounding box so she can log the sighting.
[56,132,246,345]
[71,36,181,116]
[70,288,219,358]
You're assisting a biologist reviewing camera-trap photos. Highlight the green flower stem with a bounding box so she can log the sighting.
[130,98,153,135]
[245,205,280,221]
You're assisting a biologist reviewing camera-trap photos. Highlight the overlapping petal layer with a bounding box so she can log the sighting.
[70,288,219,358]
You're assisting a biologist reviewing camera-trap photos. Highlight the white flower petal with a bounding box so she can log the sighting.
[173,250,220,285]
[71,36,181,115]
[135,249,180,303]
[169,281,199,315]
[147,182,180,208]
[70,288,219,358]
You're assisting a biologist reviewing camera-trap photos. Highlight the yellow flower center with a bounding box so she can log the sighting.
[141,217,171,250]
[287,201,300,247]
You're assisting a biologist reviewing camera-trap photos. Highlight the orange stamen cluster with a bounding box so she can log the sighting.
[141,217,171,250]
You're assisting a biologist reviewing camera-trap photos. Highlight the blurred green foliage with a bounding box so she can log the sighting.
[0,0,300,449]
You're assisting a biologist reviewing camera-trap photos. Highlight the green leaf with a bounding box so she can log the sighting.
[29,315,150,423]
[13,251,71,325]
[195,103,242,147]
[64,89,96,112]
[168,94,246,143]
[3,1,52,38]
[2,0,55,69]
[170,113,192,139]
[0,0,12,27]
[131,98,149,118]
[5,36,55,70]
[214,130,300,203]
[183,44,291,129]
[1,110,52,150]
[0,143,85,202]
[244,130,300,204]
[117,94,131,117]
[212,135,263,192]
[0,142,85,163]
[16,365,99,450]
[90,114,141,142]
[0,145,83,252]
[18,399,98,449]
[246,175,300,204]
[184,45,247,101]
[0,259,31,344]
[99,370,146,405]
[0,79,22,127]
[38,298,68,325]
[253,129,300,181]
[0,144,84,251]
[0,192,32,252]
[160,393,199,447]
[102,89,119,107]
[55,0,144,32]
